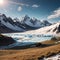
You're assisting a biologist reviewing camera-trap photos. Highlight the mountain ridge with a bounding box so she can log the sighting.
[0,13,52,33]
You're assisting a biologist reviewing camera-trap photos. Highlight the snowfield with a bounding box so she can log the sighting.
[44,53,60,60]
[23,22,60,36]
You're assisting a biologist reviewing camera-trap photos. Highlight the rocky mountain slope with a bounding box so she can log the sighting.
[0,35,16,46]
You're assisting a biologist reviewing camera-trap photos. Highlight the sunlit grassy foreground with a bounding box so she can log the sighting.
[0,35,60,60]
[0,44,60,60]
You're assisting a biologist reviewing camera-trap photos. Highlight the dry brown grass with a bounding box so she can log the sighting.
[41,40,57,44]
[0,44,60,60]
[41,37,60,45]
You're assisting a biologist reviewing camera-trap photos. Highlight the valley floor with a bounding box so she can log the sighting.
[0,44,60,60]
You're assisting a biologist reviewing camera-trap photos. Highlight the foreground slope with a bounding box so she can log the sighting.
[0,44,60,60]
[0,37,60,60]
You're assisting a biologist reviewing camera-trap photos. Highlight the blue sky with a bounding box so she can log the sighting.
[0,0,60,23]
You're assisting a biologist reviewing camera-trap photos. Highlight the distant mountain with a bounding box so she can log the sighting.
[23,22,60,35]
[41,20,52,26]
[0,13,52,33]
[21,15,51,28]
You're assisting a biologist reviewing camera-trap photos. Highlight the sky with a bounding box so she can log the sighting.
[0,0,60,23]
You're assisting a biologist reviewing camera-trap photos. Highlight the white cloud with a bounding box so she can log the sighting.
[18,6,22,11]
[32,4,39,8]
[9,1,29,7]
[47,8,60,19]
[8,1,40,8]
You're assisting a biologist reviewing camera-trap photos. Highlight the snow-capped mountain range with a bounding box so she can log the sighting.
[0,13,60,34]
[0,13,52,33]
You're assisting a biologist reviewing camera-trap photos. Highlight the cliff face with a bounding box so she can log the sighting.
[0,35,16,46]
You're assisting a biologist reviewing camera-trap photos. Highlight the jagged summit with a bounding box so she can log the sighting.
[21,15,51,28]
